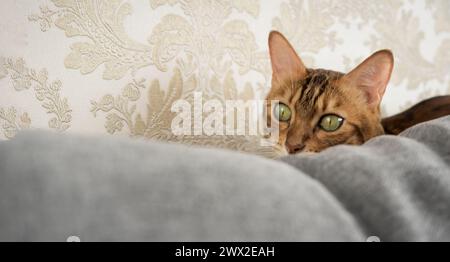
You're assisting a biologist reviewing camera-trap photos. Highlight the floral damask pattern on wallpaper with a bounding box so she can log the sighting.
[1,0,449,156]
[0,57,72,139]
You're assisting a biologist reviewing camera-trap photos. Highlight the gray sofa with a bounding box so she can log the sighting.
[0,116,449,241]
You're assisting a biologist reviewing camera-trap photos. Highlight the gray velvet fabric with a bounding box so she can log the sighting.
[0,131,362,241]
[0,116,449,241]
[281,116,450,241]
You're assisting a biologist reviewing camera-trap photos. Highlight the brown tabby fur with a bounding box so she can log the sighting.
[266,31,450,154]
[382,95,450,135]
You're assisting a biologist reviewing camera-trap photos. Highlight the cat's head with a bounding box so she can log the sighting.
[266,31,394,154]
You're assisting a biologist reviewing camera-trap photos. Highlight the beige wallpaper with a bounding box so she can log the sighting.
[1,0,449,154]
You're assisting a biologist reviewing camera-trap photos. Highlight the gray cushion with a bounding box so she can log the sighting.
[0,131,362,241]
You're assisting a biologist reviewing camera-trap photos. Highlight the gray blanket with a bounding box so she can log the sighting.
[0,116,449,241]
[281,116,450,241]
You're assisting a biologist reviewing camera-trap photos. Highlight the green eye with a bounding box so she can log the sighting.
[319,114,344,132]
[274,103,292,122]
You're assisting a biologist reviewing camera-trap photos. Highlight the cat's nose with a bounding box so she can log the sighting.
[286,143,305,154]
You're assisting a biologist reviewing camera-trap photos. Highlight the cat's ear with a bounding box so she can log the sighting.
[268,31,307,81]
[344,50,394,107]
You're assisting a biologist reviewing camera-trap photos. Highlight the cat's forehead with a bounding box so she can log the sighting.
[301,69,344,87]
[295,69,344,113]
[269,69,343,97]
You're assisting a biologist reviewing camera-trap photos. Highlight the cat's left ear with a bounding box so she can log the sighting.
[344,50,394,107]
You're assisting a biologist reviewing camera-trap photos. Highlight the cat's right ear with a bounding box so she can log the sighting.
[268,31,307,81]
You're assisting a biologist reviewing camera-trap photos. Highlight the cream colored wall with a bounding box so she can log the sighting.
[1,0,449,151]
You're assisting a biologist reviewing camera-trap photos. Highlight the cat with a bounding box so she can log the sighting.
[266,31,450,154]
